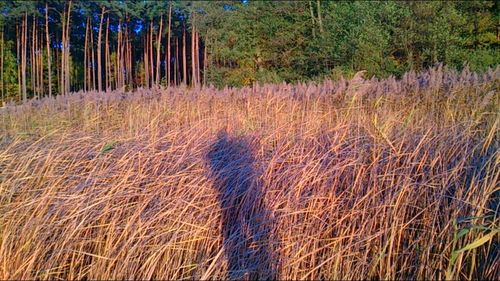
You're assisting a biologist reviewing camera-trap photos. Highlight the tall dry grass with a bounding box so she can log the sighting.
[0,66,499,280]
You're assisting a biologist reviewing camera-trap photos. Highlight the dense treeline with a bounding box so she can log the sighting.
[0,0,498,103]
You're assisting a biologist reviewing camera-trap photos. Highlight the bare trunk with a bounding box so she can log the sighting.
[182,27,187,85]
[65,1,72,94]
[196,31,200,86]
[39,26,43,97]
[125,19,131,87]
[149,22,154,87]
[90,17,96,91]
[105,16,110,91]
[117,19,121,89]
[191,22,196,87]
[16,24,21,99]
[155,15,163,86]
[174,37,178,86]
[60,10,65,95]
[97,6,105,92]
[309,1,316,39]
[59,1,71,95]
[31,16,36,97]
[84,16,89,91]
[45,3,52,97]
[166,3,172,87]
[144,31,149,88]
[316,0,323,34]
[55,48,59,94]
[22,13,27,101]
[203,35,207,87]
[1,28,4,104]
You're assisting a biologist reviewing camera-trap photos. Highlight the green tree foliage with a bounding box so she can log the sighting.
[0,0,497,101]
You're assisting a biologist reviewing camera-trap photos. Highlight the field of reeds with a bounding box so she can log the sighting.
[0,66,499,280]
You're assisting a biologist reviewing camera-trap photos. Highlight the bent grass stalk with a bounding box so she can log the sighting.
[0,66,498,279]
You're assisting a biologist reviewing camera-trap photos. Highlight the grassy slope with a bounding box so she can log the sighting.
[0,67,498,279]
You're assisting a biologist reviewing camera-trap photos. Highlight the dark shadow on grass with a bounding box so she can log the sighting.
[207,131,277,280]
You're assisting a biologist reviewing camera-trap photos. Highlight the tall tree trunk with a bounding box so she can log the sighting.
[60,10,65,95]
[35,24,40,97]
[60,2,71,96]
[117,19,122,89]
[144,31,149,88]
[166,3,172,87]
[65,0,72,94]
[22,13,27,101]
[90,17,96,91]
[84,16,88,92]
[16,23,21,99]
[105,16,110,91]
[191,22,196,87]
[55,48,59,94]
[182,26,187,85]
[123,19,128,87]
[203,34,207,87]
[31,16,36,98]
[316,0,323,34]
[196,31,200,86]
[149,21,154,87]
[155,15,163,86]
[38,20,42,97]
[174,36,178,86]
[1,28,4,104]
[97,6,105,92]
[45,2,52,98]
[125,18,131,87]
[309,1,316,39]
[39,26,43,97]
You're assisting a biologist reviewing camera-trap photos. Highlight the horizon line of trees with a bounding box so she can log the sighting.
[0,0,498,104]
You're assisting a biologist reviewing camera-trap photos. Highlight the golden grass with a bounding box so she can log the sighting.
[0,67,499,279]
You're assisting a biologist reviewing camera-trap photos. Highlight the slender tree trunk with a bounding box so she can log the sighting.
[45,3,52,97]
[316,0,323,34]
[191,21,196,87]
[166,3,172,87]
[60,10,65,95]
[123,19,128,87]
[144,31,149,88]
[39,26,43,97]
[196,31,200,86]
[90,19,95,91]
[56,48,59,94]
[149,21,154,87]
[155,15,163,86]
[126,16,132,87]
[174,37,178,86]
[127,30,131,86]
[1,28,4,104]
[309,1,316,39]
[31,16,36,98]
[16,23,21,99]
[38,20,42,97]
[117,19,122,89]
[65,1,72,94]
[22,13,27,101]
[182,26,187,85]
[203,35,207,87]
[84,16,89,92]
[105,16,110,91]
[97,6,105,92]
[125,19,131,87]
[60,3,71,95]
[35,24,40,97]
